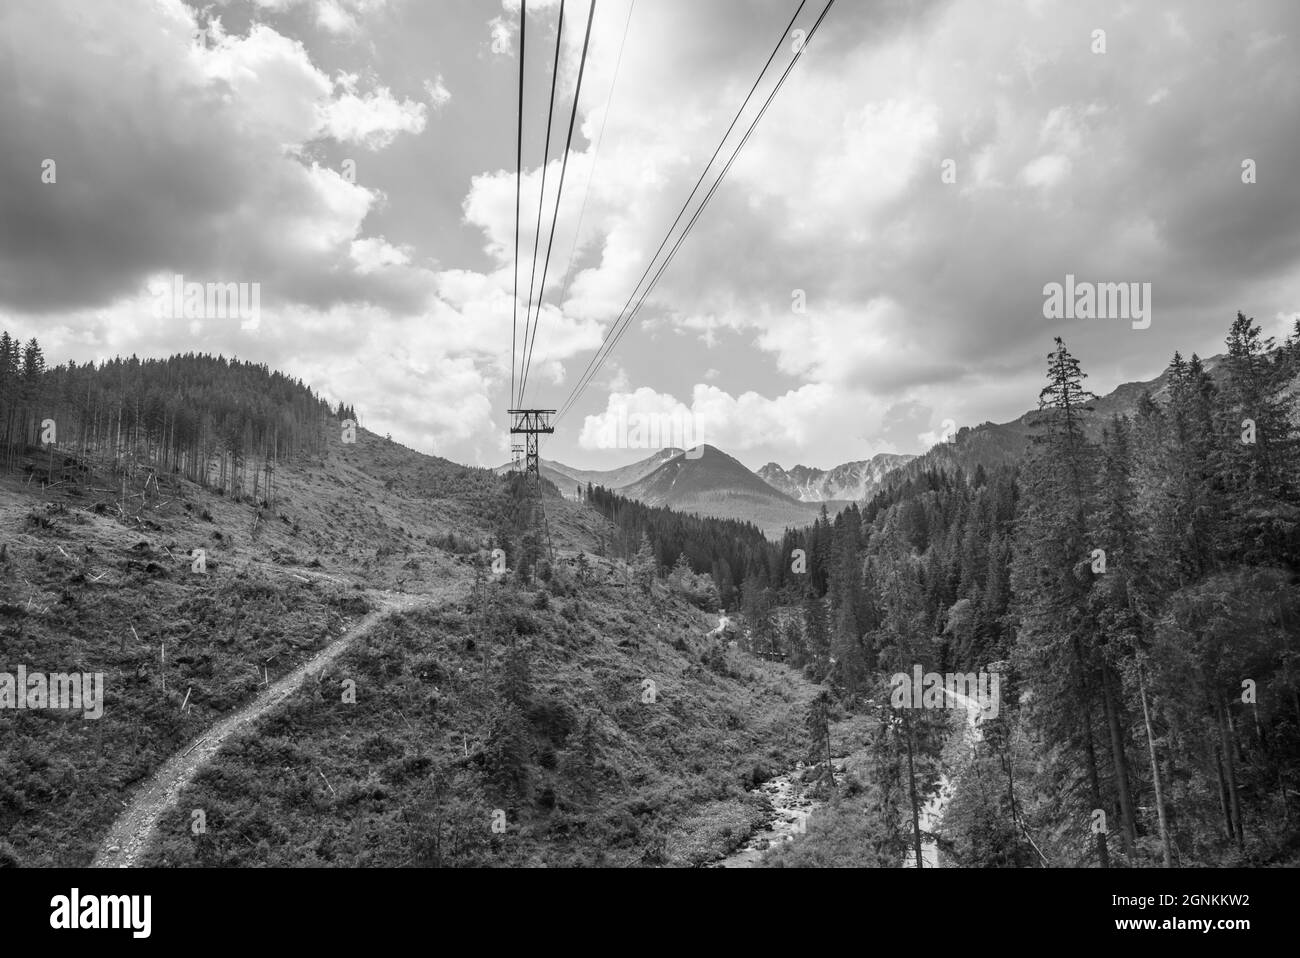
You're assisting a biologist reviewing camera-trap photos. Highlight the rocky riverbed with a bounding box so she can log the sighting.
[710,759,845,868]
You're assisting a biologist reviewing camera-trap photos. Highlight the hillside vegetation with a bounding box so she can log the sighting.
[6,314,1296,870]
[1,343,829,867]
[135,534,818,867]
[745,314,1300,868]
[0,346,506,865]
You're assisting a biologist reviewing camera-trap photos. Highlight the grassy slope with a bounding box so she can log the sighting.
[0,427,497,866]
[135,568,820,867]
[3,425,825,868]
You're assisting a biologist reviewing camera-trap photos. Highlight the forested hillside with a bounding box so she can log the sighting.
[0,345,824,868]
[0,331,354,496]
[590,312,1300,867]
[775,313,1299,866]
[582,483,778,610]
[4,314,1296,869]
[133,502,821,868]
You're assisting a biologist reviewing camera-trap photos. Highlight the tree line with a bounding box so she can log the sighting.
[581,483,781,609]
[0,331,348,501]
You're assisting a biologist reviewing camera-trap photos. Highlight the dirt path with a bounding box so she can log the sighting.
[91,584,459,868]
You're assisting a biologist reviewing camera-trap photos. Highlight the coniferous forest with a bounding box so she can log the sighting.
[588,312,1300,867]
[0,332,352,499]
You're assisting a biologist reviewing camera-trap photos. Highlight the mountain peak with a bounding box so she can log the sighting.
[616,442,817,536]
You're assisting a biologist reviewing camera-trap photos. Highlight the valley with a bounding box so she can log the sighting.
[0,368,834,867]
[2,316,1299,871]
[4,0,1300,938]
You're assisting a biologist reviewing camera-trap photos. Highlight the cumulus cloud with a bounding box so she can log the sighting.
[317,80,428,149]
[577,383,835,453]
[350,237,412,273]
[250,0,390,35]
[4,0,1300,472]
[527,0,1300,469]
[0,3,437,316]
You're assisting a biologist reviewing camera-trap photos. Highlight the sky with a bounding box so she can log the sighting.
[2,0,1298,473]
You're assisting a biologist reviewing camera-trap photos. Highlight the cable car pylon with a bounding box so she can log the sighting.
[507,408,556,563]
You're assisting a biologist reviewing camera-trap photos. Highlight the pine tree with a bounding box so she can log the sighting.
[1013,338,1113,866]
[633,532,657,595]
[802,591,831,679]
[804,691,834,788]
[1218,312,1299,565]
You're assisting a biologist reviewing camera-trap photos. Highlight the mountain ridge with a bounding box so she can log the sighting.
[492,448,682,497]
[757,453,916,502]
[869,350,1287,494]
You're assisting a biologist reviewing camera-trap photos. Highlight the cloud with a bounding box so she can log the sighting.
[5,0,1300,473]
[488,17,513,55]
[350,237,412,273]
[250,0,391,35]
[577,382,835,452]
[0,2,433,316]
[917,419,958,449]
[315,0,358,34]
[1020,153,1072,189]
[424,75,451,108]
[317,80,428,149]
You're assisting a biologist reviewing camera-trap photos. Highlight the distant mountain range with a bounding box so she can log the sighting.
[493,354,1255,537]
[757,453,915,502]
[493,448,679,497]
[544,448,682,492]
[496,445,824,535]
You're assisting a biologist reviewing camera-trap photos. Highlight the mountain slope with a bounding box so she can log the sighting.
[543,448,683,491]
[619,445,820,537]
[131,570,821,867]
[494,449,681,499]
[489,460,587,495]
[0,421,503,866]
[872,351,1288,492]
